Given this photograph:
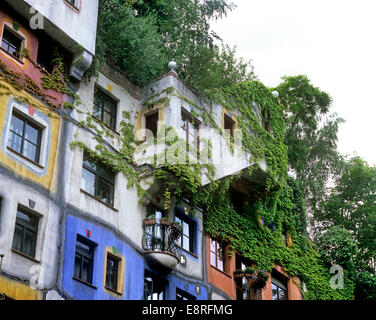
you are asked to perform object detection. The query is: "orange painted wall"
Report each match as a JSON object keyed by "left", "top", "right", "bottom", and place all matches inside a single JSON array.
[
  {"left": 261, "top": 265, "right": 302, "bottom": 300},
  {"left": 205, "top": 235, "right": 237, "bottom": 300}
]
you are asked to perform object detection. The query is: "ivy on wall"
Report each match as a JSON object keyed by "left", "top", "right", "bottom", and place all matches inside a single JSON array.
[{"left": 0, "top": 49, "right": 355, "bottom": 299}]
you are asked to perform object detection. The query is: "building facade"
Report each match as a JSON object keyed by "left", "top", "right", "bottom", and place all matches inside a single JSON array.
[{"left": 0, "top": 0, "right": 303, "bottom": 301}]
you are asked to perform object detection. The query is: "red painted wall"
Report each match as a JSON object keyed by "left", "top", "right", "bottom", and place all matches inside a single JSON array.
[{"left": 0, "top": 9, "right": 64, "bottom": 107}]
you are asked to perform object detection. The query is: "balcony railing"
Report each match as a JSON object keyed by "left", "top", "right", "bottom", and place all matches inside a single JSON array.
[{"left": 142, "top": 219, "right": 182, "bottom": 270}]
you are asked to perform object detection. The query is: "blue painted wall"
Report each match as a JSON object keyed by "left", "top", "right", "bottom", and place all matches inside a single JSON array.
[{"left": 61, "top": 213, "right": 145, "bottom": 300}]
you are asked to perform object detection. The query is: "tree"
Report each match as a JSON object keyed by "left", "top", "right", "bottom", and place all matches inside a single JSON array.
[
  {"left": 90, "top": 0, "right": 255, "bottom": 90},
  {"left": 317, "top": 157, "right": 376, "bottom": 272},
  {"left": 316, "top": 225, "right": 359, "bottom": 272},
  {"left": 274, "top": 75, "right": 344, "bottom": 236},
  {"left": 90, "top": 0, "right": 167, "bottom": 85}
]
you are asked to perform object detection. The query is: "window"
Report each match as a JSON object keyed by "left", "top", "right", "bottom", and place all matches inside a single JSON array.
[
  {"left": 174, "top": 207, "right": 195, "bottom": 253},
  {"left": 93, "top": 88, "right": 117, "bottom": 130},
  {"left": 210, "top": 238, "right": 226, "bottom": 272},
  {"left": 7, "top": 112, "right": 42, "bottom": 164},
  {"left": 271, "top": 271, "right": 288, "bottom": 300},
  {"left": 230, "top": 188, "right": 245, "bottom": 214},
  {"left": 224, "top": 114, "right": 235, "bottom": 138},
  {"left": 181, "top": 110, "right": 200, "bottom": 149},
  {"left": 81, "top": 152, "right": 115, "bottom": 206},
  {"left": 144, "top": 270, "right": 166, "bottom": 300},
  {"left": 1, "top": 26, "right": 23, "bottom": 59},
  {"left": 145, "top": 111, "right": 158, "bottom": 139},
  {"left": 271, "top": 280, "right": 288, "bottom": 300},
  {"left": 235, "top": 255, "right": 253, "bottom": 300},
  {"left": 105, "top": 253, "right": 121, "bottom": 292},
  {"left": 12, "top": 207, "right": 39, "bottom": 258},
  {"left": 176, "top": 288, "right": 196, "bottom": 300},
  {"left": 74, "top": 236, "right": 95, "bottom": 284}
]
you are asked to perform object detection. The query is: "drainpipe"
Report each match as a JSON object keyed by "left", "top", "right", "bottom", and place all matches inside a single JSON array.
[{"left": 0, "top": 253, "right": 4, "bottom": 273}]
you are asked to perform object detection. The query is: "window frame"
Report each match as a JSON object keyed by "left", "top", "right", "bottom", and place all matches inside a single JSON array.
[
  {"left": 7, "top": 111, "right": 43, "bottom": 165},
  {"left": 271, "top": 281, "right": 288, "bottom": 300},
  {"left": 174, "top": 207, "right": 196, "bottom": 254},
  {"left": 144, "top": 110, "right": 159, "bottom": 139},
  {"left": 12, "top": 206, "right": 39, "bottom": 259},
  {"left": 1, "top": 25, "right": 24, "bottom": 61},
  {"left": 81, "top": 152, "right": 115, "bottom": 207},
  {"left": 224, "top": 114, "right": 235, "bottom": 138},
  {"left": 93, "top": 87, "right": 118, "bottom": 131},
  {"left": 181, "top": 109, "right": 200, "bottom": 150},
  {"left": 105, "top": 252, "right": 121, "bottom": 293},
  {"left": 73, "top": 235, "right": 96, "bottom": 285},
  {"left": 210, "top": 238, "right": 227, "bottom": 273},
  {"left": 144, "top": 270, "right": 166, "bottom": 301}
]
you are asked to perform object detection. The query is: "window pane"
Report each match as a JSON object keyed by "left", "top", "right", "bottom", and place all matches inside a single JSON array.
[
  {"left": 25, "top": 123, "right": 39, "bottom": 145},
  {"left": 23, "top": 140, "right": 38, "bottom": 162},
  {"left": 102, "top": 110, "right": 113, "bottom": 128},
  {"left": 210, "top": 251, "right": 216, "bottom": 267},
  {"left": 23, "top": 229, "right": 36, "bottom": 257},
  {"left": 217, "top": 257, "right": 224, "bottom": 271},
  {"left": 12, "top": 224, "right": 23, "bottom": 252},
  {"left": 272, "top": 283, "right": 279, "bottom": 300},
  {"left": 74, "top": 254, "right": 81, "bottom": 278},
  {"left": 82, "top": 258, "right": 90, "bottom": 282},
  {"left": 279, "top": 288, "right": 288, "bottom": 300},
  {"left": 8, "top": 132, "right": 22, "bottom": 153},
  {"left": 106, "top": 256, "right": 119, "bottom": 290},
  {"left": 183, "top": 235, "right": 190, "bottom": 251},
  {"left": 210, "top": 239, "right": 216, "bottom": 253},
  {"left": 183, "top": 222, "right": 189, "bottom": 237},
  {"left": 10, "top": 115, "right": 24, "bottom": 135},
  {"left": 96, "top": 177, "right": 113, "bottom": 205},
  {"left": 81, "top": 167, "right": 96, "bottom": 195}
]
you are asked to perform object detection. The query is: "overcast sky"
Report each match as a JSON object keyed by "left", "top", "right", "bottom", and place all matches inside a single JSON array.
[{"left": 211, "top": 0, "right": 376, "bottom": 166}]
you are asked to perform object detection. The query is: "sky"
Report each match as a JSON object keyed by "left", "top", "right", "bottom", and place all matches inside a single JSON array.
[{"left": 211, "top": 0, "right": 376, "bottom": 166}]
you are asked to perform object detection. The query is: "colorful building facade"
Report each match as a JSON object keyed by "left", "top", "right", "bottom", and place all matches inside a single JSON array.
[{"left": 0, "top": 0, "right": 303, "bottom": 301}]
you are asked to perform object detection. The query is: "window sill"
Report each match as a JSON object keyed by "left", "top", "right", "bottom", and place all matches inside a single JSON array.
[
  {"left": 0, "top": 47, "right": 24, "bottom": 65},
  {"left": 92, "top": 116, "right": 120, "bottom": 136},
  {"left": 72, "top": 276, "right": 97, "bottom": 289},
  {"left": 64, "top": 0, "right": 80, "bottom": 12},
  {"left": 80, "top": 189, "right": 119, "bottom": 212},
  {"left": 11, "top": 249, "right": 40, "bottom": 264},
  {"left": 7, "top": 147, "right": 45, "bottom": 169},
  {"left": 104, "top": 286, "right": 123, "bottom": 296},
  {"left": 210, "top": 265, "right": 232, "bottom": 278}
]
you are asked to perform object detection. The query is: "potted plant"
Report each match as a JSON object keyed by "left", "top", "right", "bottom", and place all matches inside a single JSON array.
[
  {"left": 160, "top": 217, "right": 171, "bottom": 226},
  {"left": 244, "top": 267, "right": 255, "bottom": 278},
  {"left": 252, "top": 270, "right": 269, "bottom": 290},
  {"left": 233, "top": 269, "right": 245, "bottom": 278},
  {"left": 143, "top": 215, "right": 156, "bottom": 225}
]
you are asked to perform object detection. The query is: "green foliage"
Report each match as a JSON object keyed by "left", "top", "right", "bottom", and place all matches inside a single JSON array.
[
  {"left": 353, "top": 271, "right": 376, "bottom": 300},
  {"left": 317, "top": 156, "right": 376, "bottom": 272},
  {"left": 89, "top": 0, "right": 167, "bottom": 85},
  {"left": 275, "top": 75, "right": 344, "bottom": 224},
  {"left": 317, "top": 226, "right": 359, "bottom": 271},
  {"left": 89, "top": 0, "right": 255, "bottom": 91}
]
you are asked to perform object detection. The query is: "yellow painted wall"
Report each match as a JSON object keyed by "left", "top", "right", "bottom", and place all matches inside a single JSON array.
[
  {"left": 0, "top": 79, "right": 60, "bottom": 192},
  {"left": 0, "top": 276, "right": 42, "bottom": 300}
]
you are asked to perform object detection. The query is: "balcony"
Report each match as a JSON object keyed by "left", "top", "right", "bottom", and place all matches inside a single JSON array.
[{"left": 142, "top": 219, "right": 182, "bottom": 272}]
